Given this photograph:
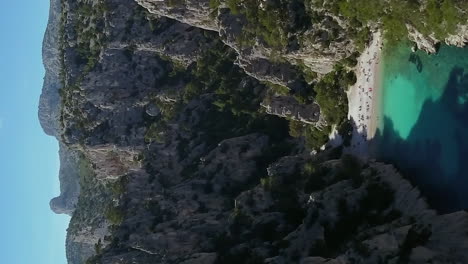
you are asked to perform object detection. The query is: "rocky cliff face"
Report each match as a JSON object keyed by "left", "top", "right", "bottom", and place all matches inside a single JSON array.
[
  {"left": 39, "top": 0, "right": 468, "bottom": 263},
  {"left": 40, "top": 0, "right": 82, "bottom": 218},
  {"left": 261, "top": 96, "right": 324, "bottom": 126},
  {"left": 39, "top": 0, "right": 62, "bottom": 137},
  {"left": 136, "top": 0, "right": 356, "bottom": 76},
  {"left": 49, "top": 143, "right": 81, "bottom": 215},
  {"left": 407, "top": 24, "right": 468, "bottom": 53}
]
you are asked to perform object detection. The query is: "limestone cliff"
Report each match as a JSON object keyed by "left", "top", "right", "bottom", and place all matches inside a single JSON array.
[
  {"left": 407, "top": 24, "right": 468, "bottom": 53},
  {"left": 136, "top": 0, "right": 356, "bottom": 76},
  {"left": 40, "top": 0, "right": 82, "bottom": 218},
  {"left": 39, "top": 0, "right": 62, "bottom": 137}
]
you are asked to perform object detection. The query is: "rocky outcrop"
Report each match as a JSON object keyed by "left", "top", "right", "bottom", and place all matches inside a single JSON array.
[
  {"left": 239, "top": 160, "right": 468, "bottom": 264},
  {"left": 407, "top": 24, "right": 439, "bottom": 54},
  {"left": 39, "top": 0, "right": 62, "bottom": 136},
  {"left": 83, "top": 145, "right": 142, "bottom": 180},
  {"left": 297, "top": 162, "right": 468, "bottom": 264},
  {"left": 445, "top": 24, "right": 468, "bottom": 48},
  {"left": 136, "top": 0, "right": 356, "bottom": 77},
  {"left": 236, "top": 57, "right": 304, "bottom": 88},
  {"left": 39, "top": 0, "right": 81, "bottom": 217},
  {"left": 408, "top": 23, "right": 468, "bottom": 53},
  {"left": 261, "top": 96, "right": 323, "bottom": 125},
  {"left": 49, "top": 144, "right": 81, "bottom": 215},
  {"left": 136, "top": 0, "right": 216, "bottom": 31}
]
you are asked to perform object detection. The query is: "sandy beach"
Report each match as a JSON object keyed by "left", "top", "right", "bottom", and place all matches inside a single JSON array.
[{"left": 346, "top": 31, "right": 383, "bottom": 158}]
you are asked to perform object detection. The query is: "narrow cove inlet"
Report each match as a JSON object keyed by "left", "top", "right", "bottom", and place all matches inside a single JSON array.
[{"left": 374, "top": 43, "right": 468, "bottom": 212}]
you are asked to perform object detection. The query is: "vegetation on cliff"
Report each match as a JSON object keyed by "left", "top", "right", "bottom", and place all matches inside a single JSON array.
[
  {"left": 58, "top": 0, "right": 110, "bottom": 140},
  {"left": 316, "top": 0, "right": 468, "bottom": 42},
  {"left": 225, "top": 0, "right": 311, "bottom": 49},
  {"left": 208, "top": 0, "right": 467, "bottom": 53},
  {"left": 67, "top": 154, "right": 125, "bottom": 264}
]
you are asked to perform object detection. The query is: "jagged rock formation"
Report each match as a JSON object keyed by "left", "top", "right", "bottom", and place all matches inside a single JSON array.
[
  {"left": 39, "top": 0, "right": 81, "bottom": 217},
  {"left": 261, "top": 96, "right": 323, "bottom": 126},
  {"left": 408, "top": 24, "right": 468, "bottom": 54},
  {"left": 39, "top": 0, "right": 468, "bottom": 263},
  {"left": 50, "top": 143, "right": 81, "bottom": 215},
  {"left": 136, "top": 0, "right": 356, "bottom": 76},
  {"left": 135, "top": 0, "right": 217, "bottom": 31},
  {"left": 39, "top": 0, "right": 62, "bottom": 137},
  {"left": 445, "top": 25, "right": 468, "bottom": 48}
]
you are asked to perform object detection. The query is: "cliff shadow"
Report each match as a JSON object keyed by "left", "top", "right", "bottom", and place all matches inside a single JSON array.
[{"left": 371, "top": 66, "right": 468, "bottom": 213}]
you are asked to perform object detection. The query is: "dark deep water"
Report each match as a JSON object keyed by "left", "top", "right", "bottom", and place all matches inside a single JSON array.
[{"left": 375, "top": 44, "right": 468, "bottom": 213}]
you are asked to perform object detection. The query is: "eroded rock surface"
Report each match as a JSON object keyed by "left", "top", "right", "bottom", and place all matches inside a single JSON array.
[
  {"left": 261, "top": 96, "right": 323, "bottom": 126},
  {"left": 408, "top": 23, "right": 468, "bottom": 54},
  {"left": 137, "top": 0, "right": 356, "bottom": 76}
]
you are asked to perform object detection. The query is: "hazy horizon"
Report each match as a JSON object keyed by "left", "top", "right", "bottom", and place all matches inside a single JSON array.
[{"left": 0, "top": 1, "right": 69, "bottom": 263}]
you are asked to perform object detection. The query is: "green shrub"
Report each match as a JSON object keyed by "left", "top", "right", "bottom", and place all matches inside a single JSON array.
[
  {"left": 313, "top": 65, "right": 351, "bottom": 125},
  {"left": 263, "top": 81, "right": 290, "bottom": 96},
  {"left": 183, "top": 40, "right": 262, "bottom": 116},
  {"left": 338, "top": 120, "right": 353, "bottom": 147},
  {"left": 167, "top": 0, "right": 185, "bottom": 7},
  {"left": 110, "top": 177, "right": 128, "bottom": 195},
  {"left": 225, "top": 0, "right": 305, "bottom": 49},
  {"left": 289, "top": 120, "right": 306, "bottom": 138},
  {"left": 105, "top": 206, "right": 125, "bottom": 225},
  {"left": 335, "top": 0, "right": 468, "bottom": 43},
  {"left": 145, "top": 122, "right": 167, "bottom": 143},
  {"left": 303, "top": 161, "right": 317, "bottom": 175},
  {"left": 260, "top": 176, "right": 279, "bottom": 192},
  {"left": 209, "top": 0, "right": 221, "bottom": 9},
  {"left": 304, "top": 125, "right": 331, "bottom": 150}
]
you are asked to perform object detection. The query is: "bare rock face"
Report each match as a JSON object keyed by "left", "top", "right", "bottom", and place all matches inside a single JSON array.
[
  {"left": 407, "top": 24, "right": 439, "bottom": 54},
  {"left": 236, "top": 57, "right": 304, "bottom": 88},
  {"left": 49, "top": 144, "right": 81, "bottom": 216},
  {"left": 50, "top": 196, "right": 74, "bottom": 215},
  {"left": 84, "top": 145, "right": 142, "bottom": 180},
  {"left": 445, "top": 24, "right": 468, "bottom": 48},
  {"left": 136, "top": 0, "right": 216, "bottom": 31},
  {"left": 408, "top": 23, "right": 468, "bottom": 53},
  {"left": 261, "top": 96, "right": 323, "bottom": 125},
  {"left": 39, "top": 0, "right": 62, "bottom": 137},
  {"left": 201, "top": 134, "right": 269, "bottom": 190},
  {"left": 301, "top": 163, "right": 468, "bottom": 264},
  {"left": 136, "top": 0, "right": 356, "bottom": 77}
]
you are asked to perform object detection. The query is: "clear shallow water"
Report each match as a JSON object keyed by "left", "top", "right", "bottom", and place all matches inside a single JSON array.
[{"left": 375, "top": 43, "right": 468, "bottom": 212}]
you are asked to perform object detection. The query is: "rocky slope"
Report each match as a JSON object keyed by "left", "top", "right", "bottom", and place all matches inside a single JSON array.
[
  {"left": 38, "top": 0, "right": 468, "bottom": 263},
  {"left": 136, "top": 0, "right": 356, "bottom": 75},
  {"left": 407, "top": 24, "right": 468, "bottom": 53}
]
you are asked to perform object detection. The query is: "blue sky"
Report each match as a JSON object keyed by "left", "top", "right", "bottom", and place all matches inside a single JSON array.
[{"left": 0, "top": 1, "right": 69, "bottom": 263}]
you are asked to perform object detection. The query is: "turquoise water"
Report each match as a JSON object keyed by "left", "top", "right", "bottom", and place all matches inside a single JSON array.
[{"left": 375, "top": 43, "right": 468, "bottom": 212}]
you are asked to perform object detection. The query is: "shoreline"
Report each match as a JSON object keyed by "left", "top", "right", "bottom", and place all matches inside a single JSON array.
[
  {"left": 369, "top": 47, "right": 384, "bottom": 139},
  {"left": 346, "top": 31, "right": 383, "bottom": 159}
]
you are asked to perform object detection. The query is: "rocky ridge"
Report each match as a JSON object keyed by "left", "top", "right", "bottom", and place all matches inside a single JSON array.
[
  {"left": 408, "top": 23, "right": 468, "bottom": 53},
  {"left": 136, "top": 0, "right": 356, "bottom": 76}
]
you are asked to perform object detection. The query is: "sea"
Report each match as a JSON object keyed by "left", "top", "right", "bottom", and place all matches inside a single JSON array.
[{"left": 374, "top": 42, "right": 468, "bottom": 212}]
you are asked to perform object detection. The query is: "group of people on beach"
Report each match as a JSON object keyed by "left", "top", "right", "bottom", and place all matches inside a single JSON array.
[
  {"left": 347, "top": 32, "right": 384, "bottom": 156},
  {"left": 353, "top": 43, "right": 383, "bottom": 141}
]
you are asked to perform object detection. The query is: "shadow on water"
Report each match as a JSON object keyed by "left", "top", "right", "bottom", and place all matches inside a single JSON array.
[
  {"left": 372, "top": 66, "right": 468, "bottom": 213},
  {"left": 408, "top": 53, "right": 423, "bottom": 73}
]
